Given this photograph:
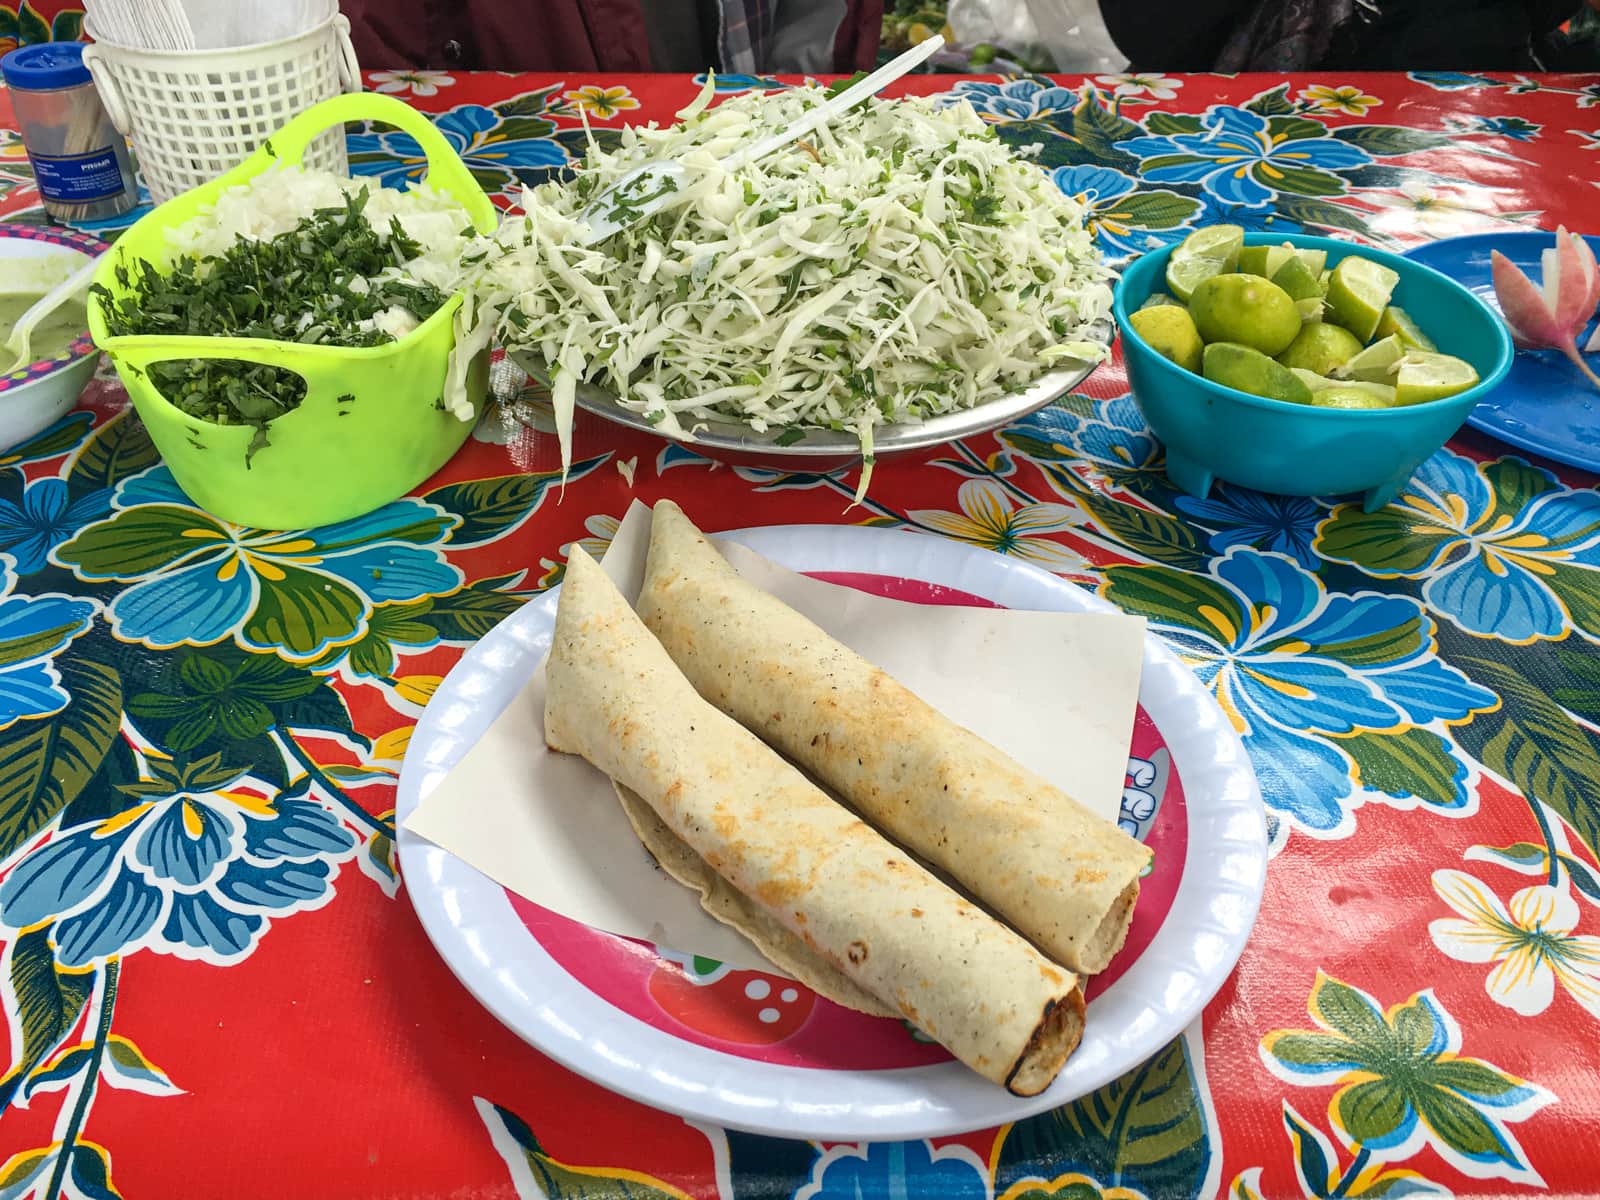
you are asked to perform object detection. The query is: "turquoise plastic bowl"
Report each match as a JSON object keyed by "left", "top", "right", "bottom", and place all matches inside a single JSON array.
[{"left": 1113, "top": 233, "right": 1514, "bottom": 512}]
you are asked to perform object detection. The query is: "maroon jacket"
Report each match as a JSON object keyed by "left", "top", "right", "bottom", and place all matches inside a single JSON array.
[{"left": 342, "top": 0, "right": 883, "bottom": 74}]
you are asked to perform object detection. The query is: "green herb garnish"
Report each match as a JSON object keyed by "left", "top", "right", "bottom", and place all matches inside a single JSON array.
[{"left": 94, "top": 191, "right": 447, "bottom": 456}]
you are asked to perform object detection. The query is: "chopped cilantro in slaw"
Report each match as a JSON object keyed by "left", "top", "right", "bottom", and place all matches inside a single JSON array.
[{"left": 455, "top": 80, "right": 1112, "bottom": 494}]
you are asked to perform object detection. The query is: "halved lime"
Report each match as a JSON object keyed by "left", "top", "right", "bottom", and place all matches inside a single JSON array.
[
  {"left": 1203, "top": 342, "right": 1315, "bottom": 404},
  {"left": 1277, "top": 322, "right": 1364, "bottom": 374},
  {"left": 1374, "top": 305, "right": 1437, "bottom": 352},
  {"left": 1334, "top": 334, "right": 1405, "bottom": 383},
  {"left": 1271, "top": 255, "right": 1324, "bottom": 302},
  {"left": 1167, "top": 224, "right": 1244, "bottom": 302},
  {"left": 1394, "top": 352, "right": 1479, "bottom": 405},
  {"left": 1128, "top": 305, "right": 1204, "bottom": 373},
  {"left": 1238, "top": 243, "right": 1295, "bottom": 279},
  {"left": 1325, "top": 256, "right": 1400, "bottom": 342},
  {"left": 1189, "top": 273, "right": 1302, "bottom": 356}
]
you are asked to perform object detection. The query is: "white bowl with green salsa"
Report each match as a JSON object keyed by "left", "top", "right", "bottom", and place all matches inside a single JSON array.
[{"left": 0, "top": 225, "right": 103, "bottom": 451}]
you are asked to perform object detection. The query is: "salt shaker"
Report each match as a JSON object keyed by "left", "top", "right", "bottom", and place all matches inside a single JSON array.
[{"left": 1, "top": 42, "right": 138, "bottom": 223}]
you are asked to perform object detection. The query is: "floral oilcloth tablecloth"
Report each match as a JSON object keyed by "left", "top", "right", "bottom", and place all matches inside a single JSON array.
[{"left": 2, "top": 62, "right": 1600, "bottom": 1200}]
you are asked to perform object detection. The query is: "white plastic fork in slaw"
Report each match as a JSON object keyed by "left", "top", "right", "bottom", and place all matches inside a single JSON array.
[{"left": 451, "top": 78, "right": 1113, "bottom": 493}]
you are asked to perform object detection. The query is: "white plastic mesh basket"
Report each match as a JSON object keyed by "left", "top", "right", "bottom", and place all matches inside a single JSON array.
[{"left": 81, "top": 8, "right": 360, "bottom": 203}]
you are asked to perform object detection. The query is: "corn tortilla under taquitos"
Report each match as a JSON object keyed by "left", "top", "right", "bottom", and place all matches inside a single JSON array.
[
  {"left": 544, "top": 546, "right": 1085, "bottom": 1095},
  {"left": 635, "top": 500, "right": 1151, "bottom": 977}
]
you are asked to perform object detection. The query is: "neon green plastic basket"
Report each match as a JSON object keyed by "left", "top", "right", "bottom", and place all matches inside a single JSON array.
[{"left": 87, "top": 93, "right": 498, "bottom": 530}]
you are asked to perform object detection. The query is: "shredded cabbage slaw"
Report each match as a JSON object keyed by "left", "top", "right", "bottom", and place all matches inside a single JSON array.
[{"left": 455, "top": 81, "right": 1112, "bottom": 489}]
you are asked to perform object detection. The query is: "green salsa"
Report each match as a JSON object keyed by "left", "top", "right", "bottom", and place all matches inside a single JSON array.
[{"left": 0, "top": 292, "right": 88, "bottom": 366}]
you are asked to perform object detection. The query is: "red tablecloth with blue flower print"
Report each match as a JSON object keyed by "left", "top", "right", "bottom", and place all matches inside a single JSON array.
[{"left": 2, "top": 66, "right": 1600, "bottom": 1200}]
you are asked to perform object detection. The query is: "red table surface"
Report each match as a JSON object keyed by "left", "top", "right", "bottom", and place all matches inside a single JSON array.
[{"left": 2, "top": 65, "right": 1599, "bottom": 1200}]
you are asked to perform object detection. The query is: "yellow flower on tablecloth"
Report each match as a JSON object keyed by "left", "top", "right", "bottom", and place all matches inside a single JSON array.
[
  {"left": 1299, "top": 84, "right": 1382, "bottom": 117},
  {"left": 1430, "top": 869, "right": 1600, "bottom": 1019},
  {"left": 565, "top": 85, "right": 640, "bottom": 120},
  {"left": 1095, "top": 73, "right": 1182, "bottom": 100},
  {"left": 908, "top": 479, "right": 1084, "bottom": 572}
]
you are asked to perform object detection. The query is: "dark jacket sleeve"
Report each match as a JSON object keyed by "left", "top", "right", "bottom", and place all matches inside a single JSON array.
[
  {"left": 342, "top": 0, "right": 880, "bottom": 72},
  {"left": 341, "top": 0, "right": 653, "bottom": 71},
  {"left": 1098, "top": 0, "right": 1255, "bottom": 70}
]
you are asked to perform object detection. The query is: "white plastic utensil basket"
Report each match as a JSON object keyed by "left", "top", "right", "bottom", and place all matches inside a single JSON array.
[{"left": 81, "top": 8, "right": 360, "bottom": 203}]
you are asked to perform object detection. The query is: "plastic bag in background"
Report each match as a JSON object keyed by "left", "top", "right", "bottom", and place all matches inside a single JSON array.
[{"left": 948, "top": 0, "right": 1128, "bottom": 72}]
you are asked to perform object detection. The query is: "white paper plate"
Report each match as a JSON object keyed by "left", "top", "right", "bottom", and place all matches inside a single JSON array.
[{"left": 395, "top": 525, "right": 1267, "bottom": 1140}]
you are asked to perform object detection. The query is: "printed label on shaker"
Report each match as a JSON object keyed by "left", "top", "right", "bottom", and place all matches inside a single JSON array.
[{"left": 29, "top": 147, "right": 126, "bottom": 203}]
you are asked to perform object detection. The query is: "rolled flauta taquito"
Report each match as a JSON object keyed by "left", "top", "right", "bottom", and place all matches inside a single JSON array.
[
  {"left": 544, "top": 546, "right": 1085, "bottom": 1095},
  {"left": 635, "top": 500, "right": 1151, "bottom": 976}
]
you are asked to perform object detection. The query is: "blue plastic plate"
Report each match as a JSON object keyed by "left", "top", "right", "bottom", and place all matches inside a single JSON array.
[{"left": 1403, "top": 231, "right": 1600, "bottom": 474}]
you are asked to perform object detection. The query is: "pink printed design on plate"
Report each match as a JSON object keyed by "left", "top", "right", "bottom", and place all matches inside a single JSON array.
[{"left": 504, "top": 573, "right": 1188, "bottom": 1068}]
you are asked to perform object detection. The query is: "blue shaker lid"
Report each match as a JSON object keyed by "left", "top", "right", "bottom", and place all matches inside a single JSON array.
[{"left": 1, "top": 41, "right": 92, "bottom": 90}]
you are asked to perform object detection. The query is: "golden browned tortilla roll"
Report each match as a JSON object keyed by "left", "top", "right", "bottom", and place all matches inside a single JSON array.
[
  {"left": 545, "top": 547, "right": 1084, "bottom": 1095},
  {"left": 636, "top": 500, "right": 1151, "bottom": 976},
  {"left": 610, "top": 782, "right": 894, "bottom": 1018}
]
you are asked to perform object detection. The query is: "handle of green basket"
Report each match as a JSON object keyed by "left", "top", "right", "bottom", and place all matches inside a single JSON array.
[
  {"left": 101, "top": 316, "right": 455, "bottom": 384},
  {"left": 247, "top": 93, "right": 496, "bottom": 233}
]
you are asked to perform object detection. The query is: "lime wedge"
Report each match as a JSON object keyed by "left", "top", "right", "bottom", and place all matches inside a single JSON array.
[
  {"left": 1203, "top": 342, "right": 1315, "bottom": 404},
  {"left": 1140, "top": 292, "right": 1182, "bottom": 310},
  {"left": 1394, "top": 352, "right": 1479, "bottom": 405},
  {"left": 1334, "top": 334, "right": 1405, "bottom": 383},
  {"left": 1296, "top": 248, "right": 1328, "bottom": 276},
  {"left": 1238, "top": 243, "right": 1295, "bottom": 279},
  {"left": 1313, "top": 385, "right": 1396, "bottom": 410},
  {"left": 1277, "top": 322, "right": 1364, "bottom": 374},
  {"left": 1325, "top": 256, "right": 1400, "bottom": 342},
  {"left": 1296, "top": 297, "right": 1327, "bottom": 323},
  {"left": 1128, "top": 305, "right": 1204, "bottom": 373},
  {"left": 1374, "top": 306, "right": 1437, "bottom": 352},
  {"left": 1288, "top": 367, "right": 1335, "bottom": 391},
  {"left": 1271, "top": 255, "right": 1324, "bottom": 302},
  {"left": 1189, "top": 273, "right": 1301, "bottom": 356},
  {"left": 1167, "top": 225, "right": 1243, "bottom": 302}
]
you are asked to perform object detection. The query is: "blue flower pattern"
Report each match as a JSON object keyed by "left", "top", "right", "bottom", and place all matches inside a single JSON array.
[
  {"left": 941, "top": 78, "right": 1080, "bottom": 122},
  {"left": 1051, "top": 164, "right": 1200, "bottom": 260},
  {"left": 796, "top": 1141, "right": 990, "bottom": 1200},
  {"left": 0, "top": 759, "right": 357, "bottom": 967},
  {"left": 0, "top": 476, "right": 110, "bottom": 574},
  {"left": 1111, "top": 549, "right": 1498, "bottom": 834},
  {"left": 52, "top": 466, "right": 462, "bottom": 662},
  {"left": 348, "top": 104, "right": 569, "bottom": 195},
  {"left": 1002, "top": 394, "right": 1163, "bottom": 474},
  {"left": 1120, "top": 105, "right": 1372, "bottom": 208},
  {"left": 1176, "top": 486, "right": 1327, "bottom": 569},
  {"left": 0, "top": 554, "right": 96, "bottom": 731},
  {"left": 1315, "top": 450, "right": 1600, "bottom": 644}
]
